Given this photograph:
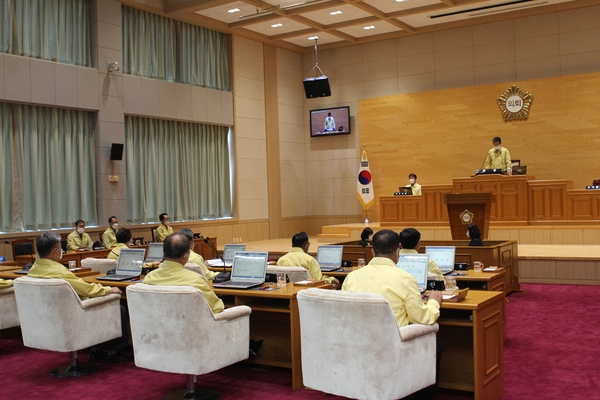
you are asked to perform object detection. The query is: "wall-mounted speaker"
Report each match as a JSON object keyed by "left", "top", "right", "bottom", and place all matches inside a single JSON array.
[
  {"left": 303, "top": 76, "right": 331, "bottom": 99},
  {"left": 110, "top": 143, "right": 124, "bottom": 160}
]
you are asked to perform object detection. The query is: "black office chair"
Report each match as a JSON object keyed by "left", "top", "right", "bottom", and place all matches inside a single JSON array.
[{"left": 11, "top": 239, "right": 35, "bottom": 260}]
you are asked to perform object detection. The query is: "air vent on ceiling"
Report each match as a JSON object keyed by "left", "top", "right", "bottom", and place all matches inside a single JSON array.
[{"left": 431, "top": 0, "right": 546, "bottom": 19}]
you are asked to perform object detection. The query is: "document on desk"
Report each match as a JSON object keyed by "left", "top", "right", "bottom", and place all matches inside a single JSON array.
[{"left": 206, "top": 259, "right": 232, "bottom": 267}]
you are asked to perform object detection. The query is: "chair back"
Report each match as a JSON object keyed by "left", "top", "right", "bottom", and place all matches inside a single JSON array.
[
  {"left": 297, "top": 288, "right": 437, "bottom": 400},
  {"left": 0, "top": 287, "right": 19, "bottom": 329},
  {"left": 80, "top": 257, "right": 117, "bottom": 274},
  {"left": 185, "top": 263, "right": 207, "bottom": 278},
  {"left": 13, "top": 276, "right": 121, "bottom": 352},
  {"left": 126, "top": 283, "right": 250, "bottom": 376},
  {"left": 266, "top": 266, "right": 311, "bottom": 282}
]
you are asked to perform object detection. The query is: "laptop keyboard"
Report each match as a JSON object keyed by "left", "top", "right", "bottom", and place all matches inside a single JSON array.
[{"left": 224, "top": 281, "right": 254, "bottom": 286}]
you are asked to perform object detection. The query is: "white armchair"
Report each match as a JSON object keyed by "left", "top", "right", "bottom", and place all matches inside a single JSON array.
[
  {"left": 80, "top": 257, "right": 118, "bottom": 275},
  {"left": 0, "top": 286, "right": 19, "bottom": 330},
  {"left": 267, "top": 265, "right": 311, "bottom": 282},
  {"left": 297, "top": 288, "right": 438, "bottom": 400},
  {"left": 126, "top": 283, "right": 251, "bottom": 399},
  {"left": 13, "top": 276, "right": 122, "bottom": 377}
]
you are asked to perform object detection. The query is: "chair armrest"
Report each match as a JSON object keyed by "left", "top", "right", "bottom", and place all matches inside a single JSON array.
[
  {"left": 399, "top": 323, "right": 439, "bottom": 342},
  {"left": 0, "top": 287, "right": 15, "bottom": 296},
  {"left": 213, "top": 305, "right": 252, "bottom": 321},
  {"left": 80, "top": 293, "right": 121, "bottom": 309}
]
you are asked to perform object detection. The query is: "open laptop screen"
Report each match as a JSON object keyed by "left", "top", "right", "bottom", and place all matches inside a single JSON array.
[
  {"left": 117, "top": 249, "right": 146, "bottom": 274},
  {"left": 317, "top": 245, "right": 343, "bottom": 266},
  {"left": 223, "top": 244, "right": 246, "bottom": 263},
  {"left": 145, "top": 243, "right": 163, "bottom": 260},
  {"left": 231, "top": 251, "right": 268, "bottom": 280},
  {"left": 396, "top": 254, "right": 429, "bottom": 291},
  {"left": 425, "top": 246, "right": 455, "bottom": 273}
]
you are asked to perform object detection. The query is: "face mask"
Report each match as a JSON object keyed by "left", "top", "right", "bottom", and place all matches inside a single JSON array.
[
  {"left": 57, "top": 248, "right": 63, "bottom": 260},
  {"left": 164, "top": 221, "right": 170, "bottom": 226},
  {"left": 466, "top": 231, "right": 470, "bottom": 238},
  {"left": 494, "top": 145, "right": 501, "bottom": 151},
  {"left": 409, "top": 179, "right": 415, "bottom": 185},
  {"left": 112, "top": 223, "right": 118, "bottom": 230},
  {"left": 77, "top": 227, "right": 85, "bottom": 234}
]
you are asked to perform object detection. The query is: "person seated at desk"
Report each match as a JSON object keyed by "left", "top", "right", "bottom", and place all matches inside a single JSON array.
[
  {"left": 155, "top": 213, "right": 173, "bottom": 243},
  {"left": 102, "top": 216, "right": 119, "bottom": 248},
  {"left": 342, "top": 230, "right": 442, "bottom": 400},
  {"left": 178, "top": 228, "right": 217, "bottom": 280},
  {"left": 466, "top": 223, "right": 484, "bottom": 246},
  {"left": 405, "top": 173, "right": 422, "bottom": 196},
  {"left": 143, "top": 233, "right": 224, "bottom": 314},
  {"left": 107, "top": 228, "right": 132, "bottom": 260},
  {"left": 67, "top": 220, "right": 93, "bottom": 251},
  {"left": 276, "top": 232, "right": 340, "bottom": 289},
  {"left": 484, "top": 136, "right": 512, "bottom": 175},
  {"left": 358, "top": 227, "right": 373, "bottom": 247},
  {"left": 0, "top": 278, "right": 13, "bottom": 288},
  {"left": 28, "top": 232, "right": 130, "bottom": 362},
  {"left": 400, "top": 228, "right": 445, "bottom": 283}
]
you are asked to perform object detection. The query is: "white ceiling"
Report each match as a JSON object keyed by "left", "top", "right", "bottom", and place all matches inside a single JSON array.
[{"left": 128, "top": 0, "right": 591, "bottom": 52}]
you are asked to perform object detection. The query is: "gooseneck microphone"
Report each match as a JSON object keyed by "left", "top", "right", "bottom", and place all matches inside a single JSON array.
[{"left": 203, "top": 237, "right": 230, "bottom": 283}]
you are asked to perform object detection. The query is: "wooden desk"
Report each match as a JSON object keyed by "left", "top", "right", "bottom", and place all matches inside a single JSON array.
[
  {"left": 454, "top": 269, "right": 506, "bottom": 292},
  {"left": 0, "top": 265, "right": 21, "bottom": 272},
  {"left": 438, "top": 290, "right": 504, "bottom": 400},
  {"left": 15, "top": 248, "right": 111, "bottom": 268},
  {"left": 0, "top": 268, "right": 100, "bottom": 279}
]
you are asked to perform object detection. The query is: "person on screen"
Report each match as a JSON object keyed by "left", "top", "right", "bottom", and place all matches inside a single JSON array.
[
  {"left": 28, "top": 231, "right": 130, "bottom": 362},
  {"left": 342, "top": 230, "right": 442, "bottom": 399},
  {"left": 324, "top": 112, "right": 336, "bottom": 132},
  {"left": 276, "top": 232, "right": 340, "bottom": 288},
  {"left": 155, "top": 213, "right": 173, "bottom": 242},
  {"left": 144, "top": 233, "right": 224, "bottom": 314},
  {"left": 102, "top": 216, "right": 119, "bottom": 248},
  {"left": 178, "top": 228, "right": 217, "bottom": 280},
  {"left": 466, "top": 223, "right": 484, "bottom": 246},
  {"left": 484, "top": 136, "right": 512, "bottom": 174},
  {"left": 67, "top": 220, "right": 93, "bottom": 251},
  {"left": 405, "top": 173, "right": 422, "bottom": 195},
  {"left": 399, "top": 228, "right": 445, "bottom": 282},
  {"left": 358, "top": 227, "right": 373, "bottom": 247}
]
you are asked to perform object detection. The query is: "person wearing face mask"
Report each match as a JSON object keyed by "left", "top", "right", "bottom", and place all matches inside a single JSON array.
[
  {"left": 405, "top": 173, "right": 422, "bottom": 196},
  {"left": 102, "top": 216, "right": 119, "bottom": 248},
  {"left": 155, "top": 213, "right": 173, "bottom": 242},
  {"left": 28, "top": 231, "right": 131, "bottom": 363},
  {"left": 483, "top": 136, "right": 512, "bottom": 175},
  {"left": 67, "top": 219, "right": 93, "bottom": 251}
]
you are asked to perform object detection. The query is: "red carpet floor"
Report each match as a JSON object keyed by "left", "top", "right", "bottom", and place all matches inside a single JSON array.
[{"left": 0, "top": 283, "right": 598, "bottom": 399}]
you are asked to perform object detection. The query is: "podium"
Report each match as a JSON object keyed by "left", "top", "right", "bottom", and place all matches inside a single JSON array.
[{"left": 443, "top": 193, "right": 494, "bottom": 240}]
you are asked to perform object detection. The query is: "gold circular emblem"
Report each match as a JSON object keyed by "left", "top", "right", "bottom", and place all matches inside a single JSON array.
[
  {"left": 497, "top": 85, "right": 533, "bottom": 121},
  {"left": 459, "top": 209, "right": 474, "bottom": 225}
]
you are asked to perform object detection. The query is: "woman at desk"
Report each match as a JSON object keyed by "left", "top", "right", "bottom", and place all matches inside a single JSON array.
[
  {"left": 466, "top": 223, "right": 483, "bottom": 246},
  {"left": 358, "top": 227, "right": 373, "bottom": 247}
]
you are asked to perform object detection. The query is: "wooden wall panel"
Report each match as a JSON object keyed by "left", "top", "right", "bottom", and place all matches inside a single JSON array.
[{"left": 360, "top": 72, "right": 600, "bottom": 222}]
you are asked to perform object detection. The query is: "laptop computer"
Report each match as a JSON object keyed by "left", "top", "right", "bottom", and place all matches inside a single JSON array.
[
  {"left": 397, "top": 254, "right": 429, "bottom": 293},
  {"left": 317, "top": 245, "right": 344, "bottom": 272},
  {"left": 206, "top": 244, "right": 246, "bottom": 267},
  {"left": 213, "top": 251, "right": 268, "bottom": 289},
  {"left": 143, "top": 243, "right": 164, "bottom": 263},
  {"left": 97, "top": 248, "right": 146, "bottom": 281},
  {"left": 425, "top": 246, "right": 456, "bottom": 275}
]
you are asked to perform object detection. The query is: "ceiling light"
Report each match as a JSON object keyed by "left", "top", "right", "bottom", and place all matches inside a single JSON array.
[
  {"left": 395, "top": 0, "right": 406, "bottom": 2},
  {"left": 364, "top": 25, "right": 375, "bottom": 30},
  {"left": 227, "top": 8, "right": 240, "bottom": 13},
  {"left": 330, "top": 10, "right": 342, "bottom": 15},
  {"left": 308, "top": 36, "right": 319, "bottom": 40},
  {"left": 271, "top": 23, "right": 283, "bottom": 27}
]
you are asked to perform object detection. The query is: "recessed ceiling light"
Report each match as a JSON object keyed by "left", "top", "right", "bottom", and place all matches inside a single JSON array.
[
  {"left": 395, "top": 0, "right": 406, "bottom": 2},
  {"left": 271, "top": 23, "right": 283, "bottom": 28},
  {"left": 363, "top": 25, "right": 375, "bottom": 30},
  {"left": 308, "top": 36, "right": 319, "bottom": 40},
  {"left": 227, "top": 8, "right": 240, "bottom": 13},
  {"left": 330, "top": 11, "right": 342, "bottom": 15}
]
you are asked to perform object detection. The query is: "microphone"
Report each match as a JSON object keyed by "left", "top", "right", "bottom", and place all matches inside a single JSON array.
[{"left": 203, "top": 237, "right": 230, "bottom": 283}]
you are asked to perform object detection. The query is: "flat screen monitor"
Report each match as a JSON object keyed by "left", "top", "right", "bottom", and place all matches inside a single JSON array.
[
  {"left": 396, "top": 254, "right": 429, "bottom": 292},
  {"left": 310, "top": 106, "right": 350, "bottom": 137},
  {"left": 425, "top": 246, "right": 455, "bottom": 274}
]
